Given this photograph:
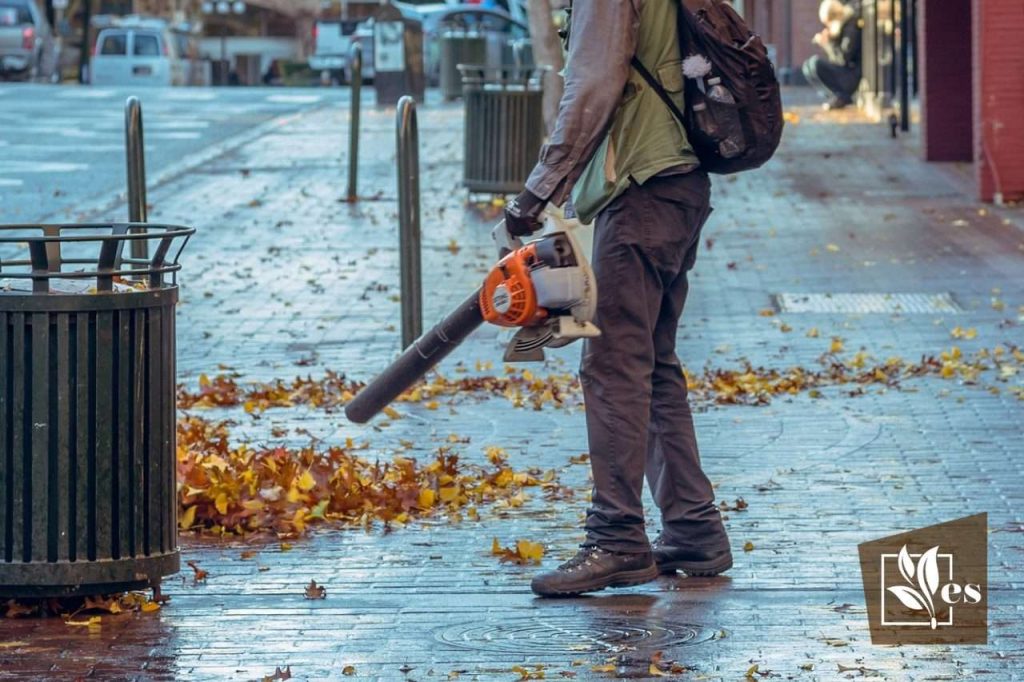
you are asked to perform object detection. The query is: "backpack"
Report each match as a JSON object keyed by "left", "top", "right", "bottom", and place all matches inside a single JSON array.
[{"left": 631, "top": 0, "right": 784, "bottom": 174}]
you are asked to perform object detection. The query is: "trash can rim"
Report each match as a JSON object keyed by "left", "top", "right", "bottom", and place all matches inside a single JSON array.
[{"left": 0, "top": 222, "right": 195, "bottom": 243}]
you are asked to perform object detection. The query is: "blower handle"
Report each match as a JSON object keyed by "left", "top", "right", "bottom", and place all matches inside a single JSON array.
[{"left": 345, "top": 289, "right": 485, "bottom": 424}]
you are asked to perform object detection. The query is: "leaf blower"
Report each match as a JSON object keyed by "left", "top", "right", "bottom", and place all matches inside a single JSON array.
[{"left": 344, "top": 212, "right": 599, "bottom": 424}]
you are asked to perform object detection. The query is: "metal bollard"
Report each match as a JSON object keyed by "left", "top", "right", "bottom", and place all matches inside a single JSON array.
[
  {"left": 396, "top": 96, "right": 423, "bottom": 348},
  {"left": 347, "top": 43, "right": 363, "bottom": 203},
  {"left": 125, "top": 96, "right": 148, "bottom": 260}
]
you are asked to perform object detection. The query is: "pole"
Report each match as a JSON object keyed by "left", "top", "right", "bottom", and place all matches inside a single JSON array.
[
  {"left": 898, "top": 0, "right": 910, "bottom": 132},
  {"left": 125, "top": 96, "right": 149, "bottom": 261},
  {"left": 396, "top": 96, "right": 422, "bottom": 349},
  {"left": 78, "top": 0, "right": 91, "bottom": 84},
  {"left": 346, "top": 42, "right": 362, "bottom": 203}
]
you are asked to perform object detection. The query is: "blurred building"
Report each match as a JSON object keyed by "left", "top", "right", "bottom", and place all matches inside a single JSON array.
[{"left": 748, "top": 0, "right": 1023, "bottom": 202}]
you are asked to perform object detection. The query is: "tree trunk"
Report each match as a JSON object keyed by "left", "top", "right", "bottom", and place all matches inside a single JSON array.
[{"left": 526, "top": 0, "right": 565, "bottom": 135}]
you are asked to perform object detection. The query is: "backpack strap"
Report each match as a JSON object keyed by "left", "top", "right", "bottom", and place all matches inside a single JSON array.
[
  {"left": 630, "top": 55, "right": 688, "bottom": 129},
  {"left": 630, "top": 0, "right": 692, "bottom": 129}
]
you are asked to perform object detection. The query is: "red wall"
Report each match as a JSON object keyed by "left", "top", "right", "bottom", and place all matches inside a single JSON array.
[
  {"left": 974, "top": 0, "right": 1024, "bottom": 202},
  {"left": 918, "top": 0, "right": 972, "bottom": 162}
]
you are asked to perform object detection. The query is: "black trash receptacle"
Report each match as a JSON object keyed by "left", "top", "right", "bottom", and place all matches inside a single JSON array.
[
  {"left": 459, "top": 65, "right": 547, "bottom": 195},
  {"left": 440, "top": 31, "right": 487, "bottom": 100},
  {"left": 0, "top": 223, "right": 193, "bottom": 598}
]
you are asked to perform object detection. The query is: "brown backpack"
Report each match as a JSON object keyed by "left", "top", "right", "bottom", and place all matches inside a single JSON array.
[{"left": 632, "top": 0, "right": 784, "bottom": 174}]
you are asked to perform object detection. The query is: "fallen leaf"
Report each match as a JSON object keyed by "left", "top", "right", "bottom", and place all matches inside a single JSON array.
[
  {"left": 187, "top": 560, "right": 208, "bottom": 582},
  {"left": 304, "top": 580, "right": 327, "bottom": 600}
]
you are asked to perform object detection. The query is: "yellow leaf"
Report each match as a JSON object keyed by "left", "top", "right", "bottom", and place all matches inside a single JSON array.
[
  {"left": 342, "top": 665, "right": 357, "bottom": 676},
  {"left": 425, "top": 401, "right": 440, "bottom": 410},
  {"left": 830, "top": 337, "right": 844, "bottom": 354},
  {"left": 439, "top": 486, "right": 459, "bottom": 503},
  {"left": 516, "top": 539, "right": 545, "bottom": 563},
  {"left": 214, "top": 493, "right": 229, "bottom": 516},
  {"left": 418, "top": 488, "right": 436, "bottom": 508},
  {"left": 494, "top": 469, "right": 514, "bottom": 488},
  {"left": 743, "top": 541, "right": 755, "bottom": 552},
  {"left": 591, "top": 664, "right": 616, "bottom": 673},
  {"left": 297, "top": 469, "right": 316, "bottom": 492},
  {"left": 491, "top": 537, "right": 502, "bottom": 555},
  {"left": 382, "top": 406, "right": 401, "bottom": 419},
  {"left": 826, "top": 243, "right": 840, "bottom": 252},
  {"left": 141, "top": 601, "right": 161, "bottom": 613},
  {"left": 179, "top": 505, "right": 196, "bottom": 530},
  {"left": 66, "top": 616, "right": 101, "bottom": 627},
  {"left": 806, "top": 327, "right": 820, "bottom": 338},
  {"left": 198, "top": 373, "right": 210, "bottom": 388}
]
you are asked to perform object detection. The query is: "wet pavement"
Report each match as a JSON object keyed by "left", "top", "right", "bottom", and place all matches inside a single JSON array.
[{"left": 2, "top": 86, "right": 1024, "bottom": 680}]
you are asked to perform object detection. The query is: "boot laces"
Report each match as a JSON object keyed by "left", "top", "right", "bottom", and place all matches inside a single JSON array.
[{"left": 559, "top": 544, "right": 604, "bottom": 572}]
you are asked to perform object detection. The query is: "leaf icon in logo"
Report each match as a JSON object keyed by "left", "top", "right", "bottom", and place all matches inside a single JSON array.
[
  {"left": 897, "top": 545, "right": 915, "bottom": 583},
  {"left": 915, "top": 546, "right": 941, "bottom": 628},
  {"left": 887, "top": 585, "right": 928, "bottom": 611}
]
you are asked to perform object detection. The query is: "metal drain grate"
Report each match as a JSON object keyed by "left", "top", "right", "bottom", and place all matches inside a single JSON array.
[
  {"left": 774, "top": 292, "right": 962, "bottom": 314},
  {"left": 436, "top": 615, "right": 720, "bottom": 654}
]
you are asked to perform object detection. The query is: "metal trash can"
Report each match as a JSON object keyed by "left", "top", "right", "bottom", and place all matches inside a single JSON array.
[
  {"left": 0, "top": 223, "right": 193, "bottom": 597},
  {"left": 440, "top": 31, "right": 487, "bottom": 100},
  {"left": 502, "top": 39, "right": 534, "bottom": 68},
  {"left": 459, "top": 65, "right": 547, "bottom": 195}
]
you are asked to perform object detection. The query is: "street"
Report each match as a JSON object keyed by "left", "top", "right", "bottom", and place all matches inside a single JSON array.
[
  {"left": 0, "top": 85, "right": 342, "bottom": 223},
  {"left": 0, "top": 80, "right": 1023, "bottom": 680}
]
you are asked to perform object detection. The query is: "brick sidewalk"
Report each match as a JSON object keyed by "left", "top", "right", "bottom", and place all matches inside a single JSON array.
[{"left": 3, "top": 90, "right": 1023, "bottom": 680}]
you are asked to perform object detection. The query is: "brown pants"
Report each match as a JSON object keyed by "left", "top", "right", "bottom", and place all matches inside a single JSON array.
[{"left": 580, "top": 170, "right": 728, "bottom": 554}]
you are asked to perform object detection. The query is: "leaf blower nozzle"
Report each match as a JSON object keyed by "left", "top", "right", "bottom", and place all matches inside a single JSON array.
[{"left": 344, "top": 291, "right": 484, "bottom": 424}]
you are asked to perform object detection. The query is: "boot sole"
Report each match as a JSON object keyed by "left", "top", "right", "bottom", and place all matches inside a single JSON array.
[
  {"left": 657, "top": 553, "right": 733, "bottom": 577},
  {"left": 532, "top": 564, "right": 660, "bottom": 598}
]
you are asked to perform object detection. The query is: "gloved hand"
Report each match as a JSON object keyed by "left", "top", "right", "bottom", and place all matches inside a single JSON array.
[{"left": 504, "top": 189, "right": 546, "bottom": 237}]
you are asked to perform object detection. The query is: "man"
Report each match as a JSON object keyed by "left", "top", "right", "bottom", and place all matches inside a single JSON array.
[
  {"left": 803, "top": 0, "right": 862, "bottom": 110},
  {"left": 503, "top": 0, "right": 731, "bottom": 598}
]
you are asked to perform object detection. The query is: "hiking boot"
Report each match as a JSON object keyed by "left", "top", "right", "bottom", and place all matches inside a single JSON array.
[
  {"left": 530, "top": 544, "right": 659, "bottom": 597},
  {"left": 652, "top": 535, "right": 733, "bottom": 577}
]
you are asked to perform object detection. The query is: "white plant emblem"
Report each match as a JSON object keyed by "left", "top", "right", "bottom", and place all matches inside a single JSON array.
[{"left": 887, "top": 545, "right": 942, "bottom": 629}]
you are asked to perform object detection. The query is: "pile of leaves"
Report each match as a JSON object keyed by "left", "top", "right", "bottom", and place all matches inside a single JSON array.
[
  {"left": 688, "top": 344, "right": 1024, "bottom": 405},
  {"left": 176, "top": 368, "right": 581, "bottom": 414},
  {"left": 1, "top": 592, "right": 161, "bottom": 621},
  {"left": 177, "top": 345, "right": 1023, "bottom": 417},
  {"left": 177, "top": 416, "right": 562, "bottom": 537}
]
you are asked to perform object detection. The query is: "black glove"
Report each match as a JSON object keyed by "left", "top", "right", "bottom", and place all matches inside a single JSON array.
[{"left": 504, "top": 189, "right": 546, "bottom": 237}]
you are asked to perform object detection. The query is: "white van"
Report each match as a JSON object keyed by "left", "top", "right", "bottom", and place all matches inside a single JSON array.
[{"left": 91, "top": 23, "right": 184, "bottom": 87}]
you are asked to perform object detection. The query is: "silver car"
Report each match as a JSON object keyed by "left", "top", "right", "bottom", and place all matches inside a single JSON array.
[{"left": 0, "top": 0, "right": 58, "bottom": 82}]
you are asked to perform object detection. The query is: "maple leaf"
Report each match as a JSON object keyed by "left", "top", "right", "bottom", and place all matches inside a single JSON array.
[
  {"left": 492, "top": 538, "right": 544, "bottom": 565},
  {"left": 304, "top": 580, "right": 327, "bottom": 600}
]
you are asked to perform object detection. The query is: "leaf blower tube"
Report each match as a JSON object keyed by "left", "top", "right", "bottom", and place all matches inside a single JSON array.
[{"left": 344, "top": 290, "right": 484, "bottom": 424}]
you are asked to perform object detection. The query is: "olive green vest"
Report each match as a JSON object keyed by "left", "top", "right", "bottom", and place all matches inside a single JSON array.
[{"left": 571, "top": 0, "right": 698, "bottom": 224}]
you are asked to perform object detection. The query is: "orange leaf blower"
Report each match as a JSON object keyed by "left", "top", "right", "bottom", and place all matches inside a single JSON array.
[{"left": 345, "top": 218, "right": 599, "bottom": 424}]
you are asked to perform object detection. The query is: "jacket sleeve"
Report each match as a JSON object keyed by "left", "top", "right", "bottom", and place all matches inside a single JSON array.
[
  {"left": 524, "top": 0, "right": 641, "bottom": 205},
  {"left": 826, "top": 17, "right": 861, "bottom": 68}
]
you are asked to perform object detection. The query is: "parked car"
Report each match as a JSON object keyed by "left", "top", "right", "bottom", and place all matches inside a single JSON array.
[
  {"left": 0, "top": 0, "right": 58, "bottom": 82},
  {"left": 90, "top": 18, "right": 185, "bottom": 87}
]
